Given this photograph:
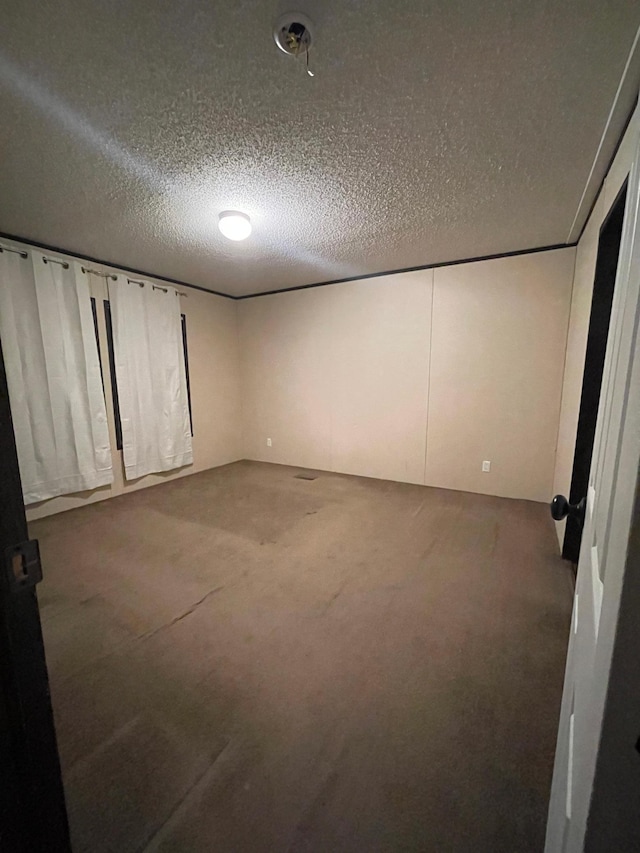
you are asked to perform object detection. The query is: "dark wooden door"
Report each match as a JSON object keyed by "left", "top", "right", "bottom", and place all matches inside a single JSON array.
[{"left": 0, "top": 341, "right": 70, "bottom": 851}]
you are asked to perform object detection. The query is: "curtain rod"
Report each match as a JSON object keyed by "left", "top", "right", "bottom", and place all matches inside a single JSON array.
[
  {"left": 42, "top": 256, "right": 69, "bottom": 269},
  {"left": 0, "top": 244, "right": 28, "bottom": 259},
  {"left": 82, "top": 266, "right": 117, "bottom": 281},
  {"left": 1, "top": 242, "right": 187, "bottom": 296},
  {"left": 152, "top": 283, "right": 188, "bottom": 297},
  {"left": 126, "top": 277, "right": 187, "bottom": 297}
]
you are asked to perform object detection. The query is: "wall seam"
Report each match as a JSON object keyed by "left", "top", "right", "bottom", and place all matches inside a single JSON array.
[
  {"left": 422, "top": 269, "right": 435, "bottom": 486},
  {"left": 235, "top": 299, "right": 245, "bottom": 462},
  {"left": 328, "top": 292, "right": 335, "bottom": 473}
]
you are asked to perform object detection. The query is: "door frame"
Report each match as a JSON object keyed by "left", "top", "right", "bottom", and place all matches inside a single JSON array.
[
  {"left": 563, "top": 180, "right": 628, "bottom": 564},
  {"left": 0, "top": 341, "right": 70, "bottom": 850}
]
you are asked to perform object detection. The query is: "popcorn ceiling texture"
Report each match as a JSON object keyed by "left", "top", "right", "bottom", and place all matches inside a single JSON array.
[{"left": 0, "top": 0, "right": 639, "bottom": 297}]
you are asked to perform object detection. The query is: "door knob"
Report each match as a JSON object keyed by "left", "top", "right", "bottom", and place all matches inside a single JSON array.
[{"left": 550, "top": 494, "right": 586, "bottom": 526}]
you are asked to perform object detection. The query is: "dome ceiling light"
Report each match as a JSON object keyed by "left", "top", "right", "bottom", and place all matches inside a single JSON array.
[{"left": 218, "top": 211, "right": 252, "bottom": 241}]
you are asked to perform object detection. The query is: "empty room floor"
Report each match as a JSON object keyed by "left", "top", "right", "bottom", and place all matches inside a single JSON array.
[{"left": 31, "top": 460, "right": 573, "bottom": 852}]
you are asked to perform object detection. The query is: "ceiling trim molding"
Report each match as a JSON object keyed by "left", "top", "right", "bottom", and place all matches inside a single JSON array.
[
  {"left": 1, "top": 232, "right": 577, "bottom": 300},
  {"left": 573, "top": 94, "right": 639, "bottom": 247},
  {"left": 0, "top": 231, "right": 235, "bottom": 300},
  {"left": 0, "top": 232, "right": 580, "bottom": 302},
  {"left": 237, "top": 242, "right": 576, "bottom": 300},
  {"left": 567, "top": 24, "right": 640, "bottom": 243}
]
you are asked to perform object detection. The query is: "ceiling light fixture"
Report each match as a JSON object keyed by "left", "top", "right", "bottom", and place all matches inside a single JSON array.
[
  {"left": 273, "top": 12, "right": 315, "bottom": 77},
  {"left": 218, "top": 211, "right": 252, "bottom": 241}
]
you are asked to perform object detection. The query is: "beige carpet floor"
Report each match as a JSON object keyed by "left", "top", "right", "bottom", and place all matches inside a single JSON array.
[{"left": 30, "top": 460, "right": 573, "bottom": 853}]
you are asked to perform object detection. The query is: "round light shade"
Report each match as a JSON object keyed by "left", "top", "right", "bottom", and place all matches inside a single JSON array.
[{"left": 218, "top": 211, "right": 252, "bottom": 241}]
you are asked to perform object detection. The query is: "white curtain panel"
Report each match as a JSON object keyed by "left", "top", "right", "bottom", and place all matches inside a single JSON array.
[
  {"left": 108, "top": 277, "right": 192, "bottom": 480},
  {"left": 0, "top": 249, "right": 113, "bottom": 503}
]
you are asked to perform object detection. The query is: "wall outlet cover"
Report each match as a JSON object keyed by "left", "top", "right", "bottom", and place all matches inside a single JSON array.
[
  {"left": 267, "top": 438, "right": 272, "bottom": 447},
  {"left": 482, "top": 460, "right": 491, "bottom": 472}
]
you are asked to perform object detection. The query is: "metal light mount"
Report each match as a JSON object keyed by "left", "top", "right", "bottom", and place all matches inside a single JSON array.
[{"left": 273, "top": 12, "right": 315, "bottom": 75}]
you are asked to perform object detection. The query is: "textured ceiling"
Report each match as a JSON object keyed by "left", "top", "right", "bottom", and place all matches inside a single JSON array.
[{"left": 1, "top": 1, "right": 639, "bottom": 297}]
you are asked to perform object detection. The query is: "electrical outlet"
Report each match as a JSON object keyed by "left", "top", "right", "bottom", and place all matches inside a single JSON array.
[
  {"left": 482, "top": 460, "right": 491, "bottom": 473},
  {"left": 267, "top": 438, "right": 272, "bottom": 447}
]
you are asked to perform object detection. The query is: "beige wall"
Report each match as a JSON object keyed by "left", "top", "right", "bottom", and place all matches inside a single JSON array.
[
  {"left": 426, "top": 251, "right": 574, "bottom": 500},
  {"left": 552, "top": 104, "right": 640, "bottom": 547},
  {"left": 26, "top": 261, "right": 242, "bottom": 522},
  {"left": 240, "top": 272, "right": 433, "bottom": 484},
  {"left": 239, "top": 248, "right": 575, "bottom": 502}
]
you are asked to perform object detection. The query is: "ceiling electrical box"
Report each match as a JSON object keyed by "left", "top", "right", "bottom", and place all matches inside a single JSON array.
[
  {"left": 273, "top": 12, "right": 313, "bottom": 56},
  {"left": 273, "top": 12, "right": 315, "bottom": 75}
]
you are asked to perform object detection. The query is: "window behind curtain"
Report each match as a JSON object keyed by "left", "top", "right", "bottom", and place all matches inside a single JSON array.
[
  {"left": 103, "top": 302, "right": 192, "bottom": 450},
  {"left": 106, "top": 278, "right": 192, "bottom": 480},
  {"left": 0, "top": 251, "right": 113, "bottom": 503}
]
